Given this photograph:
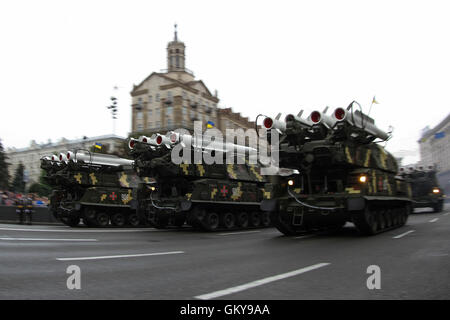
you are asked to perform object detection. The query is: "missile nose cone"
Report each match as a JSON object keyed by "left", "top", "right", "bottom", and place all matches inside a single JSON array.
[
  {"left": 334, "top": 108, "right": 346, "bottom": 121},
  {"left": 263, "top": 117, "right": 273, "bottom": 129},
  {"left": 310, "top": 111, "right": 321, "bottom": 124}
]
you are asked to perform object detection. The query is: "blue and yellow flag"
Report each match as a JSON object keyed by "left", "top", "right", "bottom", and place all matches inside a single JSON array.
[
  {"left": 94, "top": 142, "right": 102, "bottom": 150},
  {"left": 206, "top": 121, "right": 215, "bottom": 129},
  {"left": 372, "top": 96, "right": 379, "bottom": 104}
]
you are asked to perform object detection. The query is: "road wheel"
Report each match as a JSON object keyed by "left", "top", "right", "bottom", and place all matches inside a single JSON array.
[
  {"left": 128, "top": 213, "right": 141, "bottom": 227},
  {"left": 111, "top": 213, "right": 126, "bottom": 227},
  {"left": 391, "top": 209, "right": 399, "bottom": 226},
  {"left": 96, "top": 212, "right": 110, "bottom": 227},
  {"left": 270, "top": 210, "right": 303, "bottom": 236},
  {"left": 84, "top": 207, "right": 96, "bottom": 220},
  {"left": 399, "top": 206, "right": 409, "bottom": 226},
  {"left": 172, "top": 215, "right": 186, "bottom": 227},
  {"left": 83, "top": 218, "right": 97, "bottom": 227},
  {"left": 62, "top": 217, "right": 80, "bottom": 227},
  {"left": 261, "top": 211, "right": 271, "bottom": 227},
  {"left": 384, "top": 210, "right": 393, "bottom": 228},
  {"left": 377, "top": 210, "right": 386, "bottom": 231},
  {"left": 236, "top": 212, "right": 249, "bottom": 229},
  {"left": 353, "top": 206, "right": 378, "bottom": 235},
  {"left": 188, "top": 206, "right": 206, "bottom": 229},
  {"left": 327, "top": 221, "right": 346, "bottom": 233},
  {"left": 221, "top": 212, "right": 235, "bottom": 229},
  {"left": 203, "top": 212, "right": 220, "bottom": 231},
  {"left": 433, "top": 201, "right": 443, "bottom": 213},
  {"left": 153, "top": 213, "right": 169, "bottom": 229},
  {"left": 250, "top": 211, "right": 261, "bottom": 227}
]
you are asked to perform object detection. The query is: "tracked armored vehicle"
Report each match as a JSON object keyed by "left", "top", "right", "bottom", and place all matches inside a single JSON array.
[
  {"left": 399, "top": 166, "right": 445, "bottom": 212},
  {"left": 129, "top": 132, "right": 271, "bottom": 231},
  {"left": 41, "top": 151, "right": 152, "bottom": 227},
  {"left": 259, "top": 101, "right": 412, "bottom": 236}
]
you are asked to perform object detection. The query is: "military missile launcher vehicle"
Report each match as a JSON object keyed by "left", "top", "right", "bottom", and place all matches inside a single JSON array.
[
  {"left": 128, "top": 132, "right": 271, "bottom": 231},
  {"left": 259, "top": 101, "right": 412, "bottom": 236},
  {"left": 41, "top": 151, "right": 153, "bottom": 227},
  {"left": 399, "top": 165, "right": 445, "bottom": 212}
]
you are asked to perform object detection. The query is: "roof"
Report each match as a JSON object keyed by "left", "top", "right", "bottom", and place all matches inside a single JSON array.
[
  {"left": 131, "top": 72, "right": 218, "bottom": 101},
  {"left": 420, "top": 112, "right": 450, "bottom": 141},
  {"left": 7, "top": 134, "right": 126, "bottom": 154}
]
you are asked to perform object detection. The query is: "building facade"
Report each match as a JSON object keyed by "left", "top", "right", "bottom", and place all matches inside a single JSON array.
[
  {"left": 418, "top": 113, "right": 450, "bottom": 196},
  {"left": 130, "top": 27, "right": 256, "bottom": 137},
  {"left": 6, "top": 135, "right": 126, "bottom": 188}
]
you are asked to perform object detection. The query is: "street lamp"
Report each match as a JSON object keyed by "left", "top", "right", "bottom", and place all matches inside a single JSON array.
[{"left": 107, "top": 95, "right": 118, "bottom": 134}]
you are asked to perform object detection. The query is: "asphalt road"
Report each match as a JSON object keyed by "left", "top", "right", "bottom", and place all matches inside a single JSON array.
[{"left": 0, "top": 205, "right": 449, "bottom": 300}]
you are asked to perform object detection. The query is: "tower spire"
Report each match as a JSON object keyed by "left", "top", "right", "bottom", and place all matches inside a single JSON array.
[{"left": 174, "top": 23, "right": 178, "bottom": 41}]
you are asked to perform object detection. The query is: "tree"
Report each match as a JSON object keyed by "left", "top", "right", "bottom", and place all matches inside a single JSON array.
[
  {"left": 0, "top": 139, "right": 10, "bottom": 190},
  {"left": 28, "top": 169, "right": 52, "bottom": 197},
  {"left": 12, "top": 163, "right": 26, "bottom": 193}
]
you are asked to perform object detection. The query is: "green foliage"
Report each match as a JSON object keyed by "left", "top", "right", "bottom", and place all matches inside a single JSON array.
[
  {"left": 0, "top": 139, "right": 10, "bottom": 190},
  {"left": 12, "top": 163, "right": 25, "bottom": 193},
  {"left": 28, "top": 182, "right": 51, "bottom": 197},
  {"left": 33, "top": 169, "right": 52, "bottom": 196}
]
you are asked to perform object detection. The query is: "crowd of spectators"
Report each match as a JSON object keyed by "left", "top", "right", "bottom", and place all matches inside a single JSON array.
[{"left": 0, "top": 190, "right": 49, "bottom": 207}]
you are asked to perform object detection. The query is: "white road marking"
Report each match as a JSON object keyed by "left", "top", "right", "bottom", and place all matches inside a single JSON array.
[
  {"left": 393, "top": 230, "right": 415, "bottom": 239},
  {"left": 0, "top": 227, "right": 160, "bottom": 233},
  {"left": 195, "top": 263, "right": 330, "bottom": 300},
  {"left": 218, "top": 230, "right": 261, "bottom": 236},
  {"left": 429, "top": 218, "right": 439, "bottom": 223},
  {"left": 56, "top": 251, "right": 184, "bottom": 261},
  {"left": 293, "top": 234, "right": 316, "bottom": 240},
  {"left": 0, "top": 237, "right": 97, "bottom": 242},
  {"left": 443, "top": 212, "right": 449, "bottom": 216}
]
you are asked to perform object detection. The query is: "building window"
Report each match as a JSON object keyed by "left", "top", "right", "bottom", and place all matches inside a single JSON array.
[
  {"left": 182, "top": 107, "right": 187, "bottom": 116},
  {"left": 167, "top": 119, "right": 172, "bottom": 127},
  {"left": 148, "top": 122, "right": 153, "bottom": 128},
  {"left": 167, "top": 91, "right": 172, "bottom": 101},
  {"left": 155, "top": 108, "right": 160, "bottom": 117},
  {"left": 166, "top": 106, "right": 173, "bottom": 116},
  {"left": 176, "top": 56, "right": 180, "bottom": 68},
  {"left": 156, "top": 94, "right": 160, "bottom": 102},
  {"left": 156, "top": 121, "right": 161, "bottom": 128},
  {"left": 137, "top": 124, "right": 143, "bottom": 131},
  {"left": 148, "top": 109, "right": 153, "bottom": 118},
  {"left": 137, "top": 111, "right": 143, "bottom": 120},
  {"left": 148, "top": 95, "right": 152, "bottom": 103},
  {"left": 136, "top": 97, "right": 143, "bottom": 110},
  {"left": 182, "top": 91, "right": 187, "bottom": 99}
]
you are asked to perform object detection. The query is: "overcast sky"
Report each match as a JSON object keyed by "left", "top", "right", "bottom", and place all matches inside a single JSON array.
[{"left": 1, "top": 0, "right": 449, "bottom": 165}]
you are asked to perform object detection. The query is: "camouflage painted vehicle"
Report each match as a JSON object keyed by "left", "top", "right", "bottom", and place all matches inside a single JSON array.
[
  {"left": 41, "top": 152, "right": 152, "bottom": 227},
  {"left": 129, "top": 134, "right": 271, "bottom": 231},
  {"left": 399, "top": 166, "right": 445, "bottom": 212},
  {"left": 260, "top": 102, "right": 412, "bottom": 236}
]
